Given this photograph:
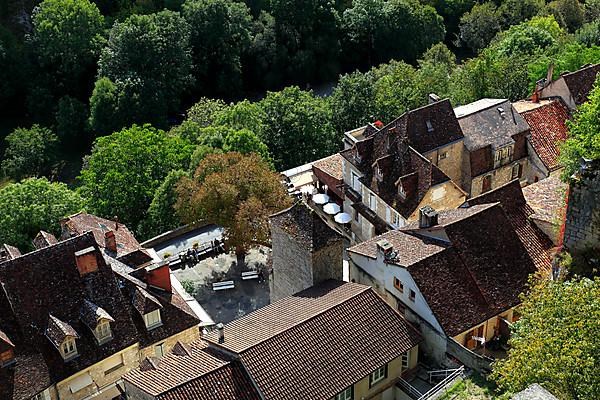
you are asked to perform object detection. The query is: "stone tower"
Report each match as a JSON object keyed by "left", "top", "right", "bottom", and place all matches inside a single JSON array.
[{"left": 269, "top": 201, "right": 345, "bottom": 302}]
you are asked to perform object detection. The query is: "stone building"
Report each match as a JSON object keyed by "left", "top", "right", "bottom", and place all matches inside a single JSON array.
[
  {"left": 0, "top": 231, "right": 200, "bottom": 400},
  {"left": 537, "top": 63, "right": 600, "bottom": 111},
  {"left": 269, "top": 201, "right": 345, "bottom": 302},
  {"left": 563, "top": 158, "right": 600, "bottom": 255}
]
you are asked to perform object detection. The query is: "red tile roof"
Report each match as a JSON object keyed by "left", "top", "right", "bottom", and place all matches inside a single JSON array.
[
  {"left": 312, "top": 153, "right": 343, "bottom": 180},
  {"left": 520, "top": 100, "right": 570, "bottom": 171},
  {"left": 522, "top": 176, "right": 568, "bottom": 225}
]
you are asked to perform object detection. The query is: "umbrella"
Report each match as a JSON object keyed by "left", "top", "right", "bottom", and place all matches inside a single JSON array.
[
  {"left": 300, "top": 184, "right": 315, "bottom": 194},
  {"left": 313, "top": 193, "right": 330, "bottom": 204},
  {"left": 323, "top": 202, "right": 341, "bottom": 215},
  {"left": 334, "top": 212, "right": 352, "bottom": 224}
]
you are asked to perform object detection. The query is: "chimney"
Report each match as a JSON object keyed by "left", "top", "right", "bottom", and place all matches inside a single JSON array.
[
  {"left": 146, "top": 262, "right": 172, "bottom": 292},
  {"left": 376, "top": 239, "right": 395, "bottom": 261},
  {"left": 33, "top": 231, "right": 58, "bottom": 250},
  {"left": 75, "top": 247, "right": 99, "bottom": 276},
  {"left": 114, "top": 216, "right": 119, "bottom": 231},
  {"left": 546, "top": 63, "right": 554, "bottom": 84},
  {"left": 419, "top": 206, "right": 439, "bottom": 228},
  {"left": 217, "top": 323, "right": 225, "bottom": 343},
  {"left": 105, "top": 231, "right": 117, "bottom": 253},
  {"left": 428, "top": 93, "right": 440, "bottom": 104}
]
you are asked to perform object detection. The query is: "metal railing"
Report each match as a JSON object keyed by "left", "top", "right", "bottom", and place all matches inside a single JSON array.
[
  {"left": 397, "top": 377, "right": 423, "bottom": 399},
  {"left": 417, "top": 366, "right": 465, "bottom": 400},
  {"left": 428, "top": 368, "right": 463, "bottom": 384}
]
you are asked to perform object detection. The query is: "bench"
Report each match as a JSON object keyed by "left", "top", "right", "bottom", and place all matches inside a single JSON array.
[
  {"left": 241, "top": 271, "right": 259, "bottom": 280},
  {"left": 212, "top": 280, "right": 235, "bottom": 291}
]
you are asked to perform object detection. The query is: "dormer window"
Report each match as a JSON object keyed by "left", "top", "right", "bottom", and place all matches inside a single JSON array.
[
  {"left": 95, "top": 320, "right": 113, "bottom": 344},
  {"left": 398, "top": 184, "right": 406, "bottom": 200},
  {"left": 144, "top": 309, "right": 162, "bottom": 330},
  {"left": 375, "top": 166, "right": 383, "bottom": 181},
  {"left": 0, "top": 348, "right": 15, "bottom": 367},
  {"left": 61, "top": 337, "right": 78, "bottom": 360}
]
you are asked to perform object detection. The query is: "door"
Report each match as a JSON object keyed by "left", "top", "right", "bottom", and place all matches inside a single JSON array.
[{"left": 482, "top": 175, "right": 492, "bottom": 193}]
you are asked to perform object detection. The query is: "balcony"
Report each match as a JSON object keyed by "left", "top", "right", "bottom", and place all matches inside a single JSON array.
[{"left": 344, "top": 184, "right": 362, "bottom": 203}]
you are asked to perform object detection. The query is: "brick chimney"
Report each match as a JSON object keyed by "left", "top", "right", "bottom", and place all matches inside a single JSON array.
[
  {"left": 217, "top": 323, "right": 225, "bottom": 344},
  {"left": 105, "top": 231, "right": 117, "bottom": 253},
  {"left": 419, "top": 206, "right": 439, "bottom": 228},
  {"left": 146, "top": 262, "right": 172, "bottom": 292},
  {"left": 75, "top": 247, "right": 98, "bottom": 276}
]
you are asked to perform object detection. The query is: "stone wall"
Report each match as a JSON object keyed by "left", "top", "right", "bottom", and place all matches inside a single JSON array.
[{"left": 563, "top": 159, "right": 600, "bottom": 253}]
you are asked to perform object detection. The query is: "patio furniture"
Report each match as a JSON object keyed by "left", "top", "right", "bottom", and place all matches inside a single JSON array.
[{"left": 212, "top": 280, "right": 235, "bottom": 291}]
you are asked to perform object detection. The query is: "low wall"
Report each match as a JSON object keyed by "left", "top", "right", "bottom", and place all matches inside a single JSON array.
[{"left": 446, "top": 337, "right": 493, "bottom": 373}]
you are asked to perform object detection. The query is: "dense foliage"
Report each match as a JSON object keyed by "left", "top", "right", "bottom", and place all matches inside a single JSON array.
[
  {"left": 492, "top": 278, "right": 600, "bottom": 400},
  {"left": 175, "top": 152, "right": 292, "bottom": 256},
  {"left": 78, "top": 124, "right": 194, "bottom": 233},
  {"left": 0, "top": 178, "right": 84, "bottom": 250},
  {"left": 2, "top": 125, "right": 58, "bottom": 181}
]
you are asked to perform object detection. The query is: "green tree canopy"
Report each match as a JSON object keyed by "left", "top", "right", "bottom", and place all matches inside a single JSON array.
[
  {"left": 175, "top": 152, "right": 291, "bottom": 258},
  {"left": 182, "top": 0, "right": 253, "bottom": 96},
  {"left": 0, "top": 178, "right": 84, "bottom": 250},
  {"left": 2, "top": 125, "right": 58, "bottom": 181},
  {"left": 459, "top": 2, "right": 502, "bottom": 53},
  {"left": 329, "top": 70, "right": 376, "bottom": 134},
  {"left": 547, "top": 0, "right": 584, "bottom": 33},
  {"left": 257, "top": 86, "right": 337, "bottom": 170},
  {"left": 560, "top": 76, "right": 600, "bottom": 178},
  {"left": 492, "top": 278, "right": 600, "bottom": 400},
  {"left": 55, "top": 96, "right": 89, "bottom": 148},
  {"left": 138, "top": 169, "right": 188, "bottom": 239},
  {"left": 95, "top": 10, "right": 193, "bottom": 130},
  {"left": 78, "top": 124, "right": 195, "bottom": 232},
  {"left": 186, "top": 97, "right": 229, "bottom": 127}
]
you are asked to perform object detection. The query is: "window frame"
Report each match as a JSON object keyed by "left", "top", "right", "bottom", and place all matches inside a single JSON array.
[
  {"left": 95, "top": 320, "right": 113, "bottom": 344},
  {"left": 409, "top": 289, "right": 416, "bottom": 302},
  {"left": 401, "top": 351, "right": 410, "bottom": 370},
  {"left": 369, "top": 364, "right": 388, "bottom": 387},
  {"left": 334, "top": 385, "right": 353, "bottom": 400},
  {"left": 393, "top": 277, "right": 404, "bottom": 293},
  {"left": 144, "top": 309, "right": 163, "bottom": 330}
]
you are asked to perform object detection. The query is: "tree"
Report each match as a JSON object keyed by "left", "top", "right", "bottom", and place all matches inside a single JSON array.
[
  {"left": 560, "top": 76, "right": 600, "bottom": 178},
  {"left": 459, "top": 2, "right": 501, "bottom": 53},
  {"left": 186, "top": 97, "right": 228, "bottom": 127},
  {"left": 0, "top": 178, "right": 84, "bottom": 250},
  {"left": 341, "top": 0, "right": 385, "bottom": 67},
  {"left": 268, "top": 0, "right": 341, "bottom": 84},
  {"left": 138, "top": 169, "right": 187, "bottom": 239},
  {"left": 55, "top": 96, "right": 89, "bottom": 148},
  {"left": 182, "top": 0, "right": 253, "bottom": 96},
  {"left": 547, "top": 0, "right": 584, "bottom": 33},
  {"left": 498, "top": 0, "right": 544, "bottom": 29},
  {"left": 175, "top": 152, "right": 292, "bottom": 260},
  {"left": 329, "top": 70, "right": 376, "bottom": 134},
  {"left": 78, "top": 124, "right": 195, "bottom": 232},
  {"left": 213, "top": 99, "right": 265, "bottom": 135},
  {"left": 583, "top": 0, "right": 600, "bottom": 22},
  {"left": 423, "top": 0, "right": 475, "bottom": 41},
  {"left": 96, "top": 10, "right": 193, "bottom": 129},
  {"left": 88, "top": 77, "right": 120, "bottom": 136},
  {"left": 257, "top": 86, "right": 337, "bottom": 170},
  {"left": 0, "top": 27, "right": 23, "bottom": 110},
  {"left": 492, "top": 278, "right": 600, "bottom": 400},
  {"left": 576, "top": 21, "right": 600, "bottom": 47},
  {"left": 414, "top": 44, "right": 456, "bottom": 101},
  {"left": 2, "top": 125, "right": 58, "bottom": 181},
  {"left": 372, "top": 60, "right": 420, "bottom": 122}
]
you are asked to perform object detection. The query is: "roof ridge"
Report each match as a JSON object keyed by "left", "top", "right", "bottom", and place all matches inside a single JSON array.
[
  {"left": 0, "top": 231, "right": 96, "bottom": 267},
  {"left": 217, "top": 283, "right": 371, "bottom": 354}
]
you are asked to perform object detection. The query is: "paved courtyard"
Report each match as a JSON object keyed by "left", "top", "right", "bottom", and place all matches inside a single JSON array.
[{"left": 173, "top": 246, "right": 271, "bottom": 324}]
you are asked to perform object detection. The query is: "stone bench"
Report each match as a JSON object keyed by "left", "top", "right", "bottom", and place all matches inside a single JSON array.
[
  {"left": 212, "top": 280, "right": 235, "bottom": 291},
  {"left": 241, "top": 271, "right": 259, "bottom": 280}
]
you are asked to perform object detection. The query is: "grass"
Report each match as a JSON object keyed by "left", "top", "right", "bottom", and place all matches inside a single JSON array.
[{"left": 437, "top": 373, "right": 512, "bottom": 400}]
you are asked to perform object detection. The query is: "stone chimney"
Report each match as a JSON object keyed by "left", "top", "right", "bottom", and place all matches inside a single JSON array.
[
  {"left": 428, "top": 93, "right": 440, "bottom": 104},
  {"left": 145, "top": 262, "right": 172, "bottom": 292},
  {"left": 563, "top": 158, "right": 600, "bottom": 255},
  {"left": 217, "top": 323, "right": 225, "bottom": 344},
  {"left": 105, "top": 231, "right": 117, "bottom": 253},
  {"left": 419, "top": 206, "right": 439, "bottom": 228},
  {"left": 269, "top": 202, "right": 345, "bottom": 302},
  {"left": 32, "top": 231, "right": 58, "bottom": 250}
]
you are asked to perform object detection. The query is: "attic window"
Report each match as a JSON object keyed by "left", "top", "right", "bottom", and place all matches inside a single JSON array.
[
  {"left": 375, "top": 166, "right": 383, "bottom": 181},
  {"left": 95, "top": 320, "right": 113, "bottom": 345},
  {"left": 0, "top": 348, "right": 15, "bottom": 367},
  {"left": 61, "top": 337, "right": 78, "bottom": 360},
  {"left": 144, "top": 309, "right": 162, "bottom": 330},
  {"left": 426, "top": 120, "right": 434, "bottom": 132},
  {"left": 398, "top": 184, "right": 406, "bottom": 200}
]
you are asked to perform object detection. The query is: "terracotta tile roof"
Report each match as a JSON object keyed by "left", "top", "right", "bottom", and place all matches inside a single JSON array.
[
  {"left": 269, "top": 201, "right": 344, "bottom": 252},
  {"left": 61, "top": 213, "right": 152, "bottom": 266},
  {"left": 203, "top": 280, "right": 422, "bottom": 400},
  {"left": 520, "top": 99, "right": 570, "bottom": 171},
  {"left": 312, "top": 153, "right": 343, "bottom": 180},
  {"left": 522, "top": 176, "right": 568, "bottom": 225},
  {"left": 350, "top": 203, "right": 538, "bottom": 336},
  {"left": 561, "top": 63, "right": 600, "bottom": 106},
  {"left": 467, "top": 180, "right": 555, "bottom": 276}
]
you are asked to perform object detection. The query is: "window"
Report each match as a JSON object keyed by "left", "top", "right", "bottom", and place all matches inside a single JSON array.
[
  {"left": 397, "top": 301, "right": 406, "bottom": 315},
  {"left": 376, "top": 166, "right": 383, "bottom": 180},
  {"left": 0, "top": 349, "right": 14, "bottom": 367},
  {"left": 103, "top": 354, "right": 124, "bottom": 376},
  {"left": 155, "top": 342, "right": 165, "bottom": 358},
  {"left": 334, "top": 386, "right": 353, "bottom": 400},
  {"left": 426, "top": 120, "right": 434, "bottom": 132},
  {"left": 409, "top": 289, "right": 416, "bottom": 302},
  {"left": 392, "top": 212, "right": 400, "bottom": 227},
  {"left": 144, "top": 309, "right": 162, "bottom": 330},
  {"left": 351, "top": 171, "right": 360, "bottom": 192},
  {"left": 61, "top": 337, "right": 77, "bottom": 359},
  {"left": 438, "top": 151, "right": 448, "bottom": 161},
  {"left": 95, "top": 320, "right": 112, "bottom": 344},
  {"left": 369, "top": 364, "right": 388, "bottom": 387},
  {"left": 511, "top": 163, "right": 522, "bottom": 180},
  {"left": 33, "top": 390, "right": 50, "bottom": 400},
  {"left": 398, "top": 184, "right": 406, "bottom": 200},
  {"left": 369, "top": 193, "right": 376, "bottom": 211},
  {"left": 354, "top": 209, "right": 359, "bottom": 222},
  {"left": 401, "top": 351, "right": 410, "bottom": 370},
  {"left": 393, "top": 277, "right": 404, "bottom": 293}
]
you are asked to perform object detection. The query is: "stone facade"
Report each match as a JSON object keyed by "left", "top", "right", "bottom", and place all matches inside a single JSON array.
[
  {"left": 563, "top": 160, "right": 600, "bottom": 254},
  {"left": 423, "top": 141, "right": 467, "bottom": 191},
  {"left": 269, "top": 203, "right": 345, "bottom": 302}
]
